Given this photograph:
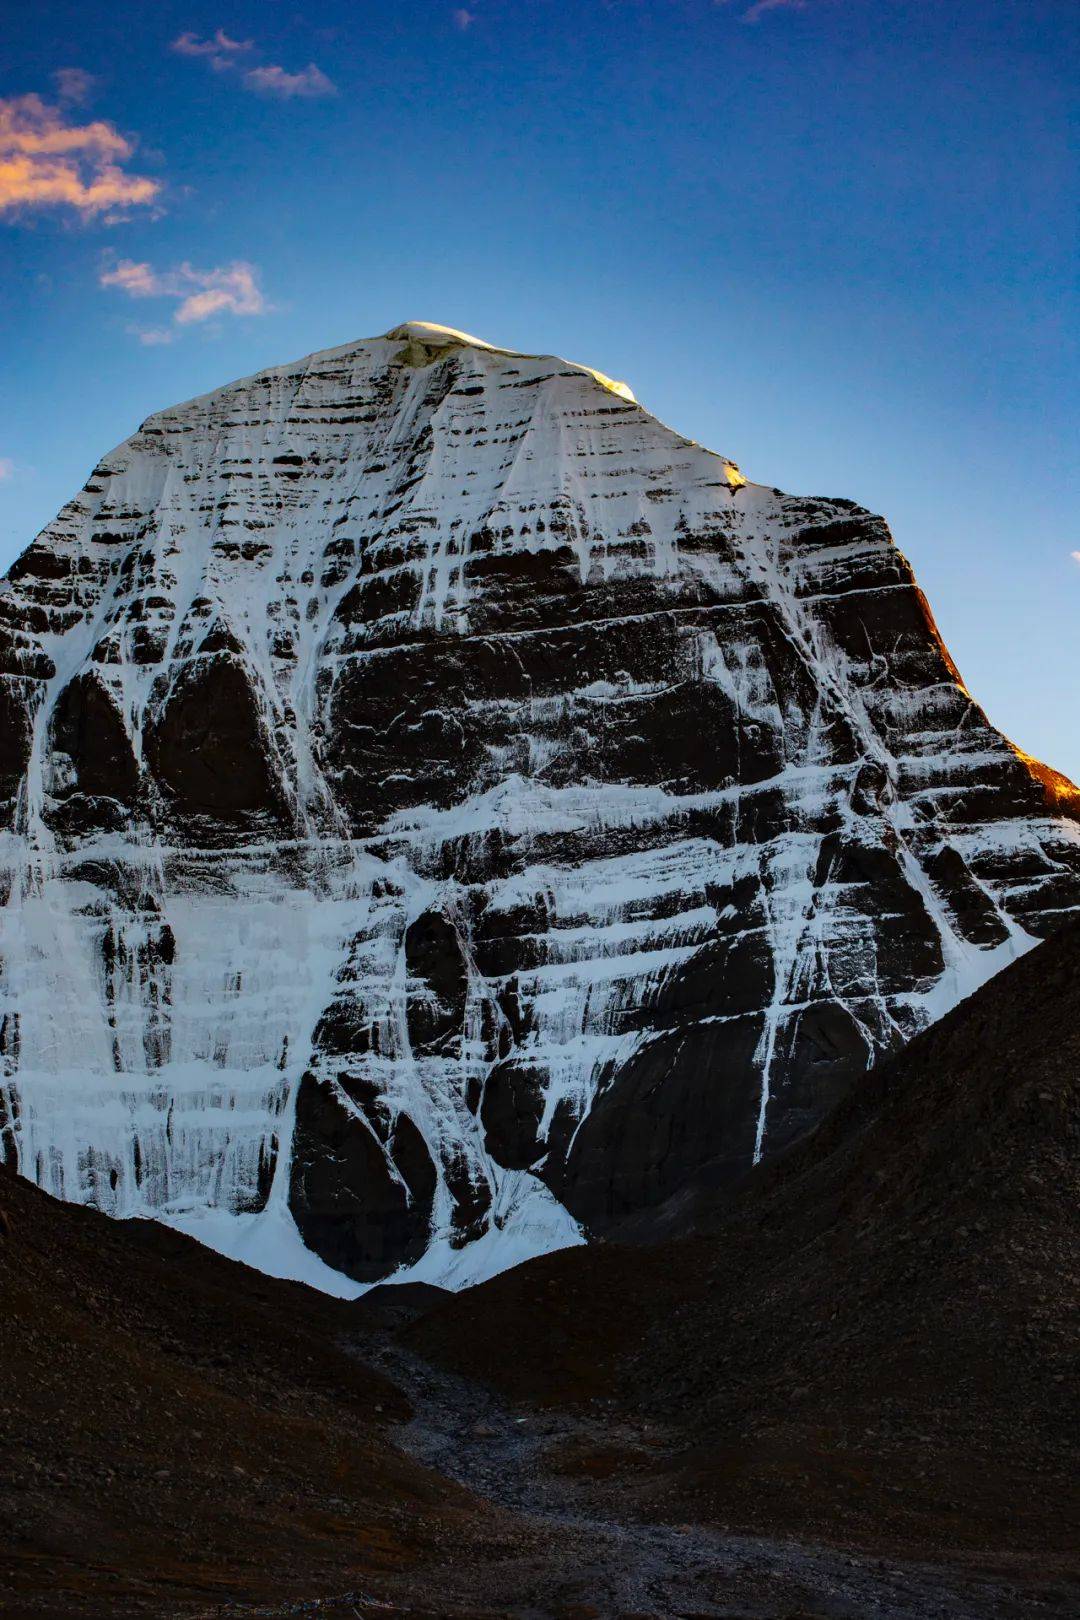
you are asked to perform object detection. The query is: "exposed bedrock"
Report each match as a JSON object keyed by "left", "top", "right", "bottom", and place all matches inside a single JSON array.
[
  {"left": 0, "top": 320, "right": 1078, "bottom": 1286},
  {"left": 44, "top": 671, "right": 139, "bottom": 838},
  {"left": 51, "top": 672, "right": 138, "bottom": 801},
  {"left": 145, "top": 654, "right": 284, "bottom": 822},
  {"left": 0, "top": 680, "right": 33, "bottom": 825},
  {"left": 289, "top": 1070, "right": 437, "bottom": 1283},
  {"left": 404, "top": 909, "right": 470, "bottom": 1058}
]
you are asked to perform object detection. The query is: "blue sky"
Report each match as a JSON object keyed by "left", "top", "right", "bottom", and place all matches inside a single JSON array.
[{"left": 2, "top": 0, "right": 1077, "bottom": 777}]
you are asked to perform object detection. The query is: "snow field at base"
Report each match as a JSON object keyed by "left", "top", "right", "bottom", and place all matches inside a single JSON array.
[{"left": 161, "top": 1168, "right": 584, "bottom": 1299}]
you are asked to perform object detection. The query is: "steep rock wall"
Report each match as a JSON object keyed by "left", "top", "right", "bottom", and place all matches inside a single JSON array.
[{"left": 1, "top": 321, "right": 1077, "bottom": 1289}]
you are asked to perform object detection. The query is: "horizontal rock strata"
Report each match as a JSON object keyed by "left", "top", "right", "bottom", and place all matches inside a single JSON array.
[{"left": 1, "top": 320, "right": 1077, "bottom": 1286}]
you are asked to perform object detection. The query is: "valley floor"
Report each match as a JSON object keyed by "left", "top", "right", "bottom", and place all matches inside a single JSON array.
[{"left": 203, "top": 1331, "right": 1078, "bottom": 1620}]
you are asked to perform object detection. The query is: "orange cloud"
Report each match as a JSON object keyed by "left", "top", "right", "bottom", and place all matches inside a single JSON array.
[
  {"left": 101, "top": 258, "right": 269, "bottom": 330},
  {"left": 0, "top": 94, "right": 159, "bottom": 221}
]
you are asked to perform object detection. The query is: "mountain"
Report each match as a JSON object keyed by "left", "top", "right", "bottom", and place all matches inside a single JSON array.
[
  {"left": 1, "top": 319, "right": 1077, "bottom": 1288},
  {"left": 407, "top": 913, "right": 1080, "bottom": 1567},
  {"left": 4, "top": 920, "right": 1076, "bottom": 1617}
]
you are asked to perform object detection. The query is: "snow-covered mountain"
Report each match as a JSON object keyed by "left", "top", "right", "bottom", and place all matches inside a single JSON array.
[{"left": 1, "top": 320, "right": 1077, "bottom": 1293}]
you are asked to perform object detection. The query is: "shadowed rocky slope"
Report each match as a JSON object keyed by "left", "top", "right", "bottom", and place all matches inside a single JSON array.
[
  {"left": 1, "top": 320, "right": 1078, "bottom": 1285},
  {"left": 408, "top": 914, "right": 1080, "bottom": 1559},
  {"left": 0, "top": 1159, "right": 481, "bottom": 1616}
]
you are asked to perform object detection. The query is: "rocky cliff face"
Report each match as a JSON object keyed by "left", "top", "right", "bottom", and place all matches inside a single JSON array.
[{"left": 1, "top": 321, "right": 1077, "bottom": 1290}]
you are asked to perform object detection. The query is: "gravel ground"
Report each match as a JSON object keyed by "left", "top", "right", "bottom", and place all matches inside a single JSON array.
[{"left": 229, "top": 1340, "right": 1078, "bottom": 1620}]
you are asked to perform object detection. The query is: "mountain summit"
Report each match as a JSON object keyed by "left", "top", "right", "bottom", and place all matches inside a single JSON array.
[{"left": 1, "top": 324, "right": 1077, "bottom": 1289}]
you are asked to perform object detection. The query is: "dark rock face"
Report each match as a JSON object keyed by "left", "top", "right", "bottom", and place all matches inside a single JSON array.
[
  {"left": 289, "top": 1071, "right": 436, "bottom": 1282},
  {"left": 549, "top": 1015, "right": 767, "bottom": 1228},
  {"left": 0, "top": 321, "right": 1078, "bottom": 1288},
  {"left": 481, "top": 1060, "right": 547, "bottom": 1170},
  {"left": 44, "top": 672, "right": 139, "bottom": 836},
  {"left": 0, "top": 680, "right": 33, "bottom": 826},
  {"left": 404, "top": 911, "right": 469, "bottom": 1058},
  {"left": 50, "top": 672, "right": 138, "bottom": 802},
  {"left": 146, "top": 655, "right": 283, "bottom": 822}
]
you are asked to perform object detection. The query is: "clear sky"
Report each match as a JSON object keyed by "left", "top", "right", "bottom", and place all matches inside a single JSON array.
[{"left": 2, "top": 0, "right": 1077, "bottom": 778}]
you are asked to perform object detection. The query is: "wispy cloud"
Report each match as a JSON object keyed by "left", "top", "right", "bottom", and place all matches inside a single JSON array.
[
  {"left": 0, "top": 93, "right": 160, "bottom": 222},
  {"left": 717, "top": 0, "right": 808, "bottom": 21},
  {"left": 243, "top": 63, "right": 336, "bottom": 99},
  {"left": 453, "top": 8, "right": 477, "bottom": 29},
  {"left": 744, "top": 0, "right": 806, "bottom": 19},
  {"left": 53, "top": 68, "right": 96, "bottom": 106},
  {"left": 101, "top": 258, "right": 269, "bottom": 331},
  {"left": 172, "top": 28, "right": 336, "bottom": 98},
  {"left": 1071, "top": 551, "right": 1080, "bottom": 567},
  {"left": 128, "top": 324, "right": 176, "bottom": 347},
  {"left": 101, "top": 260, "right": 161, "bottom": 297},
  {"left": 171, "top": 29, "right": 254, "bottom": 72},
  {"left": 0, "top": 458, "right": 15, "bottom": 484}
]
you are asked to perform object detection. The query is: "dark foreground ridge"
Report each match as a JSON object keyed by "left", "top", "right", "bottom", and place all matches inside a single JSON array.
[
  {"left": 407, "top": 914, "right": 1080, "bottom": 1574},
  {"left": 0, "top": 1166, "right": 498, "bottom": 1616},
  {"left": 2, "top": 920, "right": 1078, "bottom": 1617}
]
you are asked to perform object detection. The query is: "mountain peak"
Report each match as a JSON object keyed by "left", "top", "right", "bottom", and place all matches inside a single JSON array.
[
  {"left": 0, "top": 330, "right": 1077, "bottom": 1295},
  {"left": 383, "top": 319, "right": 500, "bottom": 351},
  {"left": 380, "top": 318, "right": 638, "bottom": 402}
]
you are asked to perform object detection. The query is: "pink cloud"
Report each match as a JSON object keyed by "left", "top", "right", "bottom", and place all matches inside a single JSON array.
[
  {"left": 453, "top": 8, "right": 477, "bottom": 29},
  {"left": 173, "top": 265, "right": 265, "bottom": 322},
  {"left": 101, "top": 258, "right": 269, "bottom": 331},
  {"left": 0, "top": 458, "right": 14, "bottom": 484},
  {"left": 101, "top": 259, "right": 159, "bottom": 296},
  {"left": 0, "top": 94, "right": 160, "bottom": 221},
  {"left": 242, "top": 63, "right": 337, "bottom": 99}
]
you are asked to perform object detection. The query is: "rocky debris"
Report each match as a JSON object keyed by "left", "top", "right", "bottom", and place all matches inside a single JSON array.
[
  {"left": 1, "top": 320, "right": 1078, "bottom": 1286},
  {"left": 341, "top": 1341, "right": 1076, "bottom": 1620},
  {"left": 2, "top": 1146, "right": 1074, "bottom": 1619}
]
